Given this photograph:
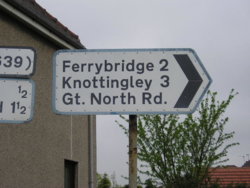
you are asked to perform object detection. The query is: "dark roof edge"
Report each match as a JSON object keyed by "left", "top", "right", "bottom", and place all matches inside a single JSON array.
[{"left": 2, "top": 0, "right": 85, "bottom": 49}]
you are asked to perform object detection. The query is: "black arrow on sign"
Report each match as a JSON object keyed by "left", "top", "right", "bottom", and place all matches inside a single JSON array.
[{"left": 173, "top": 54, "right": 203, "bottom": 108}]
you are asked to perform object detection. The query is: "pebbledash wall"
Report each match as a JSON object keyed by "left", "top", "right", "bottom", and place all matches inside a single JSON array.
[{"left": 0, "top": 0, "right": 96, "bottom": 188}]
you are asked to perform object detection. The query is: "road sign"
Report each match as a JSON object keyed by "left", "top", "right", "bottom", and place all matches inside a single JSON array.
[
  {"left": 0, "top": 78, "right": 35, "bottom": 123},
  {"left": 52, "top": 48, "right": 212, "bottom": 115},
  {"left": 0, "top": 47, "right": 36, "bottom": 77}
]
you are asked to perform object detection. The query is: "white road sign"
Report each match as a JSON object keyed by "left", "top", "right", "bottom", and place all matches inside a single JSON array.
[
  {"left": 0, "top": 47, "right": 36, "bottom": 77},
  {"left": 0, "top": 78, "right": 35, "bottom": 123},
  {"left": 52, "top": 48, "right": 212, "bottom": 115}
]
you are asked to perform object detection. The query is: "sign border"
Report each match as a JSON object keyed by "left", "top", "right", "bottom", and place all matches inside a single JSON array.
[
  {"left": 0, "top": 46, "right": 36, "bottom": 78},
  {"left": 0, "top": 78, "right": 36, "bottom": 124},
  {"left": 52, "top": 48, "right": 212, "bottom": 115}
]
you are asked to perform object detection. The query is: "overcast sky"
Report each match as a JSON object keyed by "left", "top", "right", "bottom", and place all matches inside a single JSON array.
[{"left": 37, "top": 0, "right": 250, "bottom": 185}]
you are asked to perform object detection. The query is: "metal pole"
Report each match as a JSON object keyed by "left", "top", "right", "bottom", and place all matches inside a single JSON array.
[{"left": 129, "top": 115, "right": 137, "bottom": 188}]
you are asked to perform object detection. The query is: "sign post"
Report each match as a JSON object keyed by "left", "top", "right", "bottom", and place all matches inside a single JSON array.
[
  {"left": 52, "top": 48, "right": 212, "bottom": 188},
  {"left": 129, "top": 115, "right": 137, "bottom": 188}
]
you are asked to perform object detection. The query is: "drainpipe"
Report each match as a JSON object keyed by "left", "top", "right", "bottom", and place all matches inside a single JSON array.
[{"left": 88, "top": 115, "right": 95, "bottom": 188}]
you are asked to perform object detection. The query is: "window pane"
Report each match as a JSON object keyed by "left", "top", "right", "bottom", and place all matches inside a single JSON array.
[{"left": 64, "top": 160, "right": 78, "bottom": 188}]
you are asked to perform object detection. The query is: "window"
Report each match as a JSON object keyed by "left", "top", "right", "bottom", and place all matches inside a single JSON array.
[{"left": 64, "top": 160, "right": 78, "bottom": 188}]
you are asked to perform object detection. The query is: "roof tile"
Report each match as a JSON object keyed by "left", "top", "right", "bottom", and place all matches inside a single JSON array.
[{"left": 209, "top": 167, "right": 250, "bottom": 187}]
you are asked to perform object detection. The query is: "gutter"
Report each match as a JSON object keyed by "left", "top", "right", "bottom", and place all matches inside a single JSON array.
[{"left": 0, "top": 0, "right": 75, "bottom": 49}]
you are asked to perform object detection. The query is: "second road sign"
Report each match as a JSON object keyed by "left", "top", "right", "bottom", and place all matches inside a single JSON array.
[{"left": 0, "top": 78, "right": 35, "bottom": 123}]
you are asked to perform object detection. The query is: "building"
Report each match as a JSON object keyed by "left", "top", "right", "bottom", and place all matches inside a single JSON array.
[
  {"left": 208, "top": 162, "right": 250, "bottom": 187},
  {"left": 0, "top": 0, "right": 96, "bottom": 187}
]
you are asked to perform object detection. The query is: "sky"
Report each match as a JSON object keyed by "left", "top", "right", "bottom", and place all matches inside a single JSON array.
[{"left": 37, "top": 0, "right": 250, "bottom": 185}]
